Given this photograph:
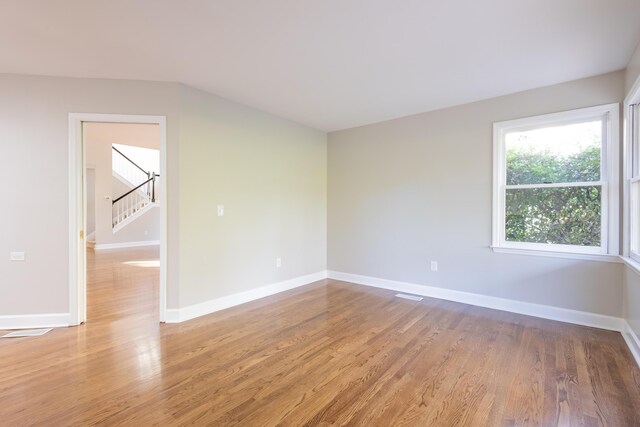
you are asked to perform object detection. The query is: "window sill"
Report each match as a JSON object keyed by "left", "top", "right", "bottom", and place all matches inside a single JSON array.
[
  {"left": 620, "top": 256, "right": 640, "bottom": 275},
  {"left": 491, "top": 246, "right": 621, "bottom": 263}
]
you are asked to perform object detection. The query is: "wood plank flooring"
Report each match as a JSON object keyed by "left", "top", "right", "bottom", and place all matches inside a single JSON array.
[{"left": 1, "top": 247, "right": 639, "bottom": 426}]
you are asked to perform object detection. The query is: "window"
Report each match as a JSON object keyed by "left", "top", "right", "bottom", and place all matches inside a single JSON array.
[
  {"left": 628, "top": 98, "right": 640, "bottom": 261},
  {"left": 493, "top": 104, "right": 619, "bottom": 258}
]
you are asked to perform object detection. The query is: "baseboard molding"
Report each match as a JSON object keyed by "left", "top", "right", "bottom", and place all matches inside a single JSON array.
[
  {"left": 327, "top": 271, "right": 624, "bottom": 332},
  {"left": 166, "top": 270, "right": 328, "bottom": 323},
  {"left": 0, "top": 313, "right": 70, "bottom": 330},
  {"left": 94, "top": 240, "right": 160, "bottom": 250},
  {"left": 623, "top": 321, "right": 640, "bottom": 368}
]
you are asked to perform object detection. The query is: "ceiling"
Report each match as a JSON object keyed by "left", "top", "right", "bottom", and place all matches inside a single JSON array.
[{"left": 1, "top": 0, "right": 640, "bottom": 132}]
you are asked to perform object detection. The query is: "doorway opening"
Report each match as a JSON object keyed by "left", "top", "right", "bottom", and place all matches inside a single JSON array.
[{"left": 69, "top": 114, "right": 167, "bottom": 324}]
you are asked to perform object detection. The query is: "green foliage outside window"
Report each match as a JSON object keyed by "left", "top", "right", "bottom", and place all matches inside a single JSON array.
[{"left": 505, "top": 146, "right": 601, "bottom": 246}]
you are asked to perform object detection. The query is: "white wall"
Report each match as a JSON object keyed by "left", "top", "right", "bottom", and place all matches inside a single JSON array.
[
  {"left": 0, "top": 73, "right": 326, "bottom": 319},
  {"left": 328, "top": 71, "right": 625, "bottom": 317},
  {"left": 85, "top": 122, "right": 161, "bottom": 246}
]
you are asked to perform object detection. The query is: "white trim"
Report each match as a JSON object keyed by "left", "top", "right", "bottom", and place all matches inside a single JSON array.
[
  {"left": 624, "top": 72, "right": 640, "bottom": 106},
  {"left": 623, "top": 75, "right": 640, "bottom": 259},
  {"left": 623, "top": 105, "right": 632, "bottom": 257},
  {"left": 620, "top": 255, "right": 640, "bottom": 276},
  {"left": 94, "top": 240, "right": 160, "bottom": 250},
  {"left": 494, "top": 241, "right": 607, "bottom": 256},
  {"left": 327, "top": 271, "right": 624, "bottom": 332},
  {"left": 622, "top": 321, "right": 640, "bottom": 368},
  {"left": 69, "top": 113, "right": 168, "bottom": 325},
  {"left": 492, "top": 103, "right": 620, "bottom": 257},
  {"left": 505, "top": 181, "right": 604, "bottom": 190},
  {"left": 68, "top": 115, "right": 83, "bottom": 325},
  {"left": 491, "top": 246, "right": 621, "bottom": 263},
  {"left": 0, "top": 313, "right": 70, "bottom": 330},
  {"left": 166, "top": 271, "right": 328, "bottom": 323}
]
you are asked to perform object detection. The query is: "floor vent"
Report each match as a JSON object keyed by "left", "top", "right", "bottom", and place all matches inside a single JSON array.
[
  {"left": 2, "top": 329, "right": 52, "bottom": 338},
  {"left": 395, "top": 293, "right": 423, "bottom": 301}
]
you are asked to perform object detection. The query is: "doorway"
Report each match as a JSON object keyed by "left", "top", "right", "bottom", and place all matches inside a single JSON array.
[{"left": 69, "top": 114, "right": 167, "bottom": 324}]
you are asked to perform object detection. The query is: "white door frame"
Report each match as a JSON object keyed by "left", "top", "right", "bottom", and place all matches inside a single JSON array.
[{"left": 68, "top": 113, "right": 168, "bottom": 324}]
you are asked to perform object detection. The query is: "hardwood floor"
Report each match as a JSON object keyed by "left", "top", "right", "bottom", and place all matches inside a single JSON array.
[{"left": 1, "top": 247, "right": 639, "bottom": 426}]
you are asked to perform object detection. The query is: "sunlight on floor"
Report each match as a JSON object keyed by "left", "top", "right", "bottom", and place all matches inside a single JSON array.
[{"left": 123, "top": 260, "right": 160, "bottom": 268}]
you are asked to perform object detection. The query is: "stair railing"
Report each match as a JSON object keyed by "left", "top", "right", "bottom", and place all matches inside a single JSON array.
[
  {"left": 112, "top": 176, "right": 156, "bottom": 229},
  {"left": 111, "top": 146, "right": 161, "bottom": 230},
  {"left": 112, "top": 146, "right": 150, "bottom": 188}
]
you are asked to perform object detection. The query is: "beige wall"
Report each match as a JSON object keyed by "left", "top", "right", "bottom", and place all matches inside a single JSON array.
[
  {"left": 177, "top": 85, "right": 327, "bottom": 307},
  {"left": 626, "top": 40, "right": 640, "bottom": 93},
  {"left": 0, "top": 74, "right": 181, "bottom": 316},
  {"left": 328, "top": 71, "right": 625, "bottom": 316},
  {"left": 0, "top": 73, "right": 327, "bottom": 317},
  {"left": 0, "top": 68, "right": 633, "bottom": 321},
  {"left": 623, "top": 267, "right": 640, "bottom": 337}
]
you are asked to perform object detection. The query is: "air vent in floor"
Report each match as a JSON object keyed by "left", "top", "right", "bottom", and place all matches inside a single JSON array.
[{"left": 2, "top": 328, "right": 52, "bottom": 338}]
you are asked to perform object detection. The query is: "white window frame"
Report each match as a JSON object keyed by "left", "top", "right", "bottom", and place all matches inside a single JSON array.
[
  {"left": 624, "top": 77, "right": 640, "bottom": 266},
  {"left": 492, "top": 103, "right": 619, "bottom": 260}
]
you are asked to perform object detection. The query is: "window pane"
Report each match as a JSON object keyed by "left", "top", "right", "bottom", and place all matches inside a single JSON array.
[
  {"left": 634, "top": 105, "right": 640, "bottom": 177},
  {"left": 505, "top": 186, "right": 601, "bottom": 246},
  {"left": 506, "top": 120, "right": 602, "bottom": 185},
  {"left": 632, "top": 181, "right": 640, "bottom": 254}
]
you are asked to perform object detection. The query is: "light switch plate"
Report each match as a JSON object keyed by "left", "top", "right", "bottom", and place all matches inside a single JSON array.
[
  {"left": 217, "top": 205, "right": 224, "bottom": 216},
  {"left": 10, "top": 252, "right": 25, "bottom": 261}
]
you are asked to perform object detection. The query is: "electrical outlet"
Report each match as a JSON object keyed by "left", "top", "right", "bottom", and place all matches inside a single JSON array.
[
  {"left": 276, "top": 257, "right": 282, "bottom": 268},
  {"left": 10, "top": 252, "right": 25, "bottom": 261},
  {"left": 430, "top": 261, "right": 438, "bottom": 272},
  {"left": 217, "top": 205, "right": 224, "bottom": 216}
]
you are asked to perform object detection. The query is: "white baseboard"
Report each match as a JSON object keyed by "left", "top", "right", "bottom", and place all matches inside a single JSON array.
[
  {"left": 327, "top": 271, "right": 624, "bottom": 332},
  {"left": 166, "top": 270, "right": 328, "bottom": 323},
  {"left": 94, "top": 240, "right": 160, "bottom": 250},
  {"left": 0, "top": 313, "right": 70, "bottom": 330},
  {"left": 623, "top": 321, "right": 640, "bottom": 368}
]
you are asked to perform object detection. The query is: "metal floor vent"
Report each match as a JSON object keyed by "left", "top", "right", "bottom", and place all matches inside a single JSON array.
[
  {"left": 395, "top": 293, "right": 423, "bottom": 301},
  {"left": 2, "top": 328, "right": 52, "bottom": 338}
]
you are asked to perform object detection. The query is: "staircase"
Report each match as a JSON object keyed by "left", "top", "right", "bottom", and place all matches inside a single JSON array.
[{"left": 111, "top": 146, "right": 160, "bottom": 232}]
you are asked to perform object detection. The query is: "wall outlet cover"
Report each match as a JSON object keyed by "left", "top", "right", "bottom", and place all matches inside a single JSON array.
[{"left": 10, "top": 252, "right": 25, "bottom": 261}]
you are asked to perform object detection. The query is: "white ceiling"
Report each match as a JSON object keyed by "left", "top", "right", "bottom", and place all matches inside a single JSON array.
[{"left": 1, "top": 1, "right": 640, "bottom": 131}]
